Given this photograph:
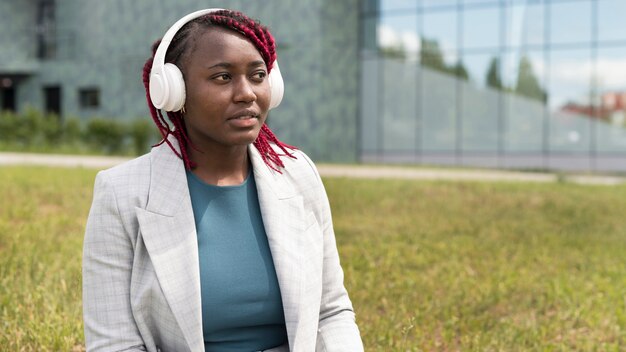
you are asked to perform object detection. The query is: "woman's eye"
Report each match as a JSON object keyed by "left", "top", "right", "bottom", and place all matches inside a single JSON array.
[
  {"left": 214, "top": 73, "right": 231, "bottom": 81},
  {"left": 252, "top": 71, "right": 267, "bottom": 81}
]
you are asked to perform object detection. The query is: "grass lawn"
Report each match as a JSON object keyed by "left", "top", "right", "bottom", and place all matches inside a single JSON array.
[{"left": 1, "top": 166, "right": 626, "bottom": 351}]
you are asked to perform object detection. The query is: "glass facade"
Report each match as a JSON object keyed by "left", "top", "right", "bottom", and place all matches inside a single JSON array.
[{"left": 360, "top": 0, "right": 626, "bottom": 171}]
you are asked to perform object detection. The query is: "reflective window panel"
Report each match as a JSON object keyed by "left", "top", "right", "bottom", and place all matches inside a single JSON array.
[
  {"left": 598, "top": 0, "right": 626, "bottom": 43},
  {"left": 505, "top": 2, "right": 545, "bottom": 49},
  {"left": 421, "top": 0, "right": 458, "bottom": 9},
  {"left": 463, "top": 5, "right": 501, "bottom": 50},
  {"left": 595, "top": 46, "right": 626, "bottom": 152},
  {"left": 381, "top": 0, "right": 418, "bottom": 12},
  {"left": 421, "top": 63, "right": 458, "bottom": 152},
  {"left": 549, "top": 1, "right": 592, "bottom": 45},
  {"left": 422, "top": 8, "right": 459, "bottom": 54},
  {"left": 461, "top": 52, "right": 501, "bottom": 151},
  {"left": 548, "top": 48, "right": 592, "bottom": 152},
  {"left": 382, "top": 58, "right": 418, "bottom": 152},
  {"left": 503, "top": 50, "right": 546, "bottom": 152},
  {"left": 462, "top": 0, "right": 500, "bottom": 6},
  {"left": 379, "top": 12, "right": 419, "bottom": 61}
]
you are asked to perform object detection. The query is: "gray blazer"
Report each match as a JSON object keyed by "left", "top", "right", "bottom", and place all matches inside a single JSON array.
[{"left": 82, "top": 138, "right": 364, "bottom": 352}]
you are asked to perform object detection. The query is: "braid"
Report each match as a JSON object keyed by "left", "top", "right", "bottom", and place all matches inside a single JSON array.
[
  {"left": 142, "top": 9, "right": 295, "bottom": 171},
  {"left": 206, "top": 13, "right": 276, "bottom": 71},
  {"left": 255, "top": 124, "right": 296, "bottom": 172}
]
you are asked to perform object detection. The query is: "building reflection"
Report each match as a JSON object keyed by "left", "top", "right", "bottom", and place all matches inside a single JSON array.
[{"left": 360, "top": 0, "right": 626, "bottom": 171}]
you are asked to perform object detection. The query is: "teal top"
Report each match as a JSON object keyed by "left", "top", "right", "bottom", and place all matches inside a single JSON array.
[{"left": 186, "top": 169, "right": 288, "bottom": 352}]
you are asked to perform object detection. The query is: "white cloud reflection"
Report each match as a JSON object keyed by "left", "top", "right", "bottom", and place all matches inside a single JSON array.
[{"left": 378, "top": 24, "right": 420, "bottom": 60}]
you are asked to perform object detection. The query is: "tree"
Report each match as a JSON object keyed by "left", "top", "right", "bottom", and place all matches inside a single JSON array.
[
  {"left": 451, "top": 62, "right": 468, "bottom": 80},
  {"left": 486, "top": 57, "right": 502, "bottom": 90},
  {"left": 380, "top": 45, "right": 406, "bottom": 59},
  {"left": 515, "top": 55, "right": 547, "bottom": 102},
  {"left": 420, "top": 38, "right": 447, "bottom": 72},
  {"left": 420, "top": 37, "right": 469, "bottom": 80}
]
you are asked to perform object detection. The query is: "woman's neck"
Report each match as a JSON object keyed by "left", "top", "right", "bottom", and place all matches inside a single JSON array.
[{"left": 188, "top": 143, "right": 250, "bottom": 186}]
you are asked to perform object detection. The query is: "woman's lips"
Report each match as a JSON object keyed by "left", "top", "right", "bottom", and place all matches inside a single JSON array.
[{"left": 228, "top": 115, "right": 258, "bottom": 128}]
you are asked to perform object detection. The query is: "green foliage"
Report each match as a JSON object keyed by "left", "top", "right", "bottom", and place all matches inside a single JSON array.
[
  {"left": 380, "top": 46, "right": 407, "bottom": 59},
  {"left": 486, "top": 57, "right": 503, "bottom": 90},
  {"left": 420, "top": 37, "right": 469, "bottom": 80},
  {"left": 516, "top": 56, "right": 548, "bottom": 102},
  {"left": 14, "top": 108, "right": 44, "bottom": 146},
  {"left": 0, "top": 110, "right": 19, "bottom": 143},
  {"left": 2, "top": 168, "right": 626, "bottom": 350},
  {"left": 452, "top": 62, "right": 469, "bottom": 80},
  {"left": 84, "top": 118, "right": 126, "bottom": 154},
  {"left": 421, "top": 38, "right": 447, "bottom": 72},
  {"left": 130, "top": 119, "right": 154, "bottom": 155},
  {"left": 0, "top": 109, "right": 159, "bottom": 155},
  {"left": 63, "top": 117, "right": 83, "bottom": 146}
]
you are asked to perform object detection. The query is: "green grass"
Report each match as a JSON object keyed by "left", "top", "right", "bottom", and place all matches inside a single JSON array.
[
  {"left": 328, "top": 178, "right": 626, "bottom": 351},
  {"left": 0, "top": 167, "right": 96, "bottom": 351},
  {"left": 1, "top": 167, "right": 626, "bottom": 351}
]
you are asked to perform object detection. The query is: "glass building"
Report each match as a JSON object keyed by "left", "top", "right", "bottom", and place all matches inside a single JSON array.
[{"left": 360, "top": 0, "right": 626, "bottom": 171}]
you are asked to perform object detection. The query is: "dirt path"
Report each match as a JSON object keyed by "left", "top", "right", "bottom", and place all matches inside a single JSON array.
[{"left": 1, "top": 152, "right": 624, "bottom": 186}]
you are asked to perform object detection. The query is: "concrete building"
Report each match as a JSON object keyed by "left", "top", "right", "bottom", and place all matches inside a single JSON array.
[{"left": 0, "top": 0, "right": 360, "bottom": 162}]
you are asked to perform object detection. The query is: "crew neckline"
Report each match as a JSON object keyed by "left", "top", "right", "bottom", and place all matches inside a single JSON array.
[{"left": 186, "top": 168, "right": 252, "bottom": 190}]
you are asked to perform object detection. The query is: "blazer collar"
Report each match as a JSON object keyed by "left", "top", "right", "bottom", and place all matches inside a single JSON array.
[
  {"left": 145, "top": 137, "right": 191, "bottom": 216},
  {"left": 146, "top": 138, "right": 297, "bottom": 216},
  {"left": 248, "top": 144, "right": 297, "bottom": 200}
]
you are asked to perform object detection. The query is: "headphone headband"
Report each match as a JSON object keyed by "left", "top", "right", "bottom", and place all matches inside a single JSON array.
[
  {"left": 152, "top": 8, "right": 223, "bottom": 71},
  {"left": 149, "top": 8, "right": 284, "bottom": 111}
]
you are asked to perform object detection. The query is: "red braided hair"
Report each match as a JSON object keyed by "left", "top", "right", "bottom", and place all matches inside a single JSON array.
[{"left": 142, "top": 9, "right": 295, "bottom": 171}]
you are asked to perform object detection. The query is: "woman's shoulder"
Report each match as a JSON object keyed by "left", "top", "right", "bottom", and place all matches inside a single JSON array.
[
  {"left": 271, "top": 147, "right": 328, "bottom": 201},
  {"left": 92, "top": 153, "right": 153, "bottom": 210},
  {"left": 276, "top": 147, "right": 321, "bottom": 180},
  {"left": 97, "top": 153, "right": 152, "bottom": 184}
]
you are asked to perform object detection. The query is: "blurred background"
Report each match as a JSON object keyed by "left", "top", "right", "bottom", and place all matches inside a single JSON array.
[{"left": 1, "top": 0, "right": 626, "bottom": 171}]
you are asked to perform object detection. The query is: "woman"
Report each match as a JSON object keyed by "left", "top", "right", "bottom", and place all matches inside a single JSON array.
[{"left": 82, "top": 8, "right": 364, "bottom": 352}]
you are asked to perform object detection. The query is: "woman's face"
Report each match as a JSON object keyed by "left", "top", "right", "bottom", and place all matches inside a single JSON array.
[{"left": 181, "top": 27, "right": 270, "bottom": 151}]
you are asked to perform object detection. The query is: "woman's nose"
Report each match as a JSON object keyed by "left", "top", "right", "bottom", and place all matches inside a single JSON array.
[{"left": 233, "top": 77, "right": 256, "bottom": 103}]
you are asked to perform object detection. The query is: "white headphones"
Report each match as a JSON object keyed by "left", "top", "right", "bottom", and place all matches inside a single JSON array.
[{"left": 149, "top": 8, "right": 285, "bottom": 112}]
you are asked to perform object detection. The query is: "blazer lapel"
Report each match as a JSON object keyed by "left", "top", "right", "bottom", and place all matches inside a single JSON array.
[
  {"left": 135, "top": 139, "right": 204, "bottom": 352},
  {"left": 249, "top": 145, "right": 308, "bottom": 350}
]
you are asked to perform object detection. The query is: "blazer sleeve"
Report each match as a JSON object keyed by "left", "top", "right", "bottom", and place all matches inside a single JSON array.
[
  {"left": 299, "top": 154, "right": 365, "bottom": 352},
  {"left": 82, "top": 172, "right": 146, "bottom": 352}
]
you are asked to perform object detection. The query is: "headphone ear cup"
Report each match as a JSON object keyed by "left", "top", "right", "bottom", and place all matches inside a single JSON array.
[
  {"left": 149, "top": 69, "right": 168, "bottom": 109},
  {"left": 162, "top": 63, "right": 186, "bottom": 112},
  {"left": 268, "top": 62, "right": 284, "bottom": 110}
]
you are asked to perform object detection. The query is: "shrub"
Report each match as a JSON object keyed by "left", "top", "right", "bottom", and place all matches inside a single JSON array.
[
  {"left": 130, "top": 119, "right": 156, "bottom": 155},
  {"left": 84, "top": 118, "right": 126, "bottom": 154},
  {"left": 41, "top": 113, "right": 63, "bottom": 146},
  {"left": 0, "top": 110, "right": 19, "bottom": 144},
  {"left": 0, "top": 109, "right": 158, "bottom": 155},
  {"left": 63, "top": 117, "right": 82, "bottom": 146},
  {"left": 15, "top": 108, "right": 45, "bottom": 146}
]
